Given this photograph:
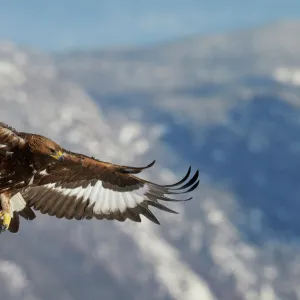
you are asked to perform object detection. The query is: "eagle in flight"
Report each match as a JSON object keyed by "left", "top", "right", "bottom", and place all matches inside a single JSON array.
[{"left": 0, "top": 122, "right": 199, "bottom": 233}]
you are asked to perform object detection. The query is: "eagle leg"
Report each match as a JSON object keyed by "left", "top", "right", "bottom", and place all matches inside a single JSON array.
[{"left": 0, "top": 193, "right": 11, "bottom": 232}]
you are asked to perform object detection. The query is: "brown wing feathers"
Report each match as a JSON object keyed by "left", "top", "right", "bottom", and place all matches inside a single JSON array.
[
  {"left": 116, "top": 160, "right": 156, "bottom": 174},
  {"left": 20, "top": 159, "right": 199, "bottom": 225},
  {"left": 0, "top": 122, "right": 25, "bottom": 148},
  {"left": 62, "top": 150, "right": 156, "bottom": 174}
]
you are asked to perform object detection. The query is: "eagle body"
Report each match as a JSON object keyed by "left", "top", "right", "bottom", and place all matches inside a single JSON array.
[
  {"left": 0, "top": 143, "right": 54, "bottom": 191},
  {"left": 0, "top": 122, "right": 199, "bottom": 233}
]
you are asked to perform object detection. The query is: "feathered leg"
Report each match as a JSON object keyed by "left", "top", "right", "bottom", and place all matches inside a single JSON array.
[{"left": 0, "top": 192, "right": 11, "bottom": 232}]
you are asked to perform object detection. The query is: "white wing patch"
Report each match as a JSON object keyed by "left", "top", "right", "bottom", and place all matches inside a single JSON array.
[
  {"left": 44, "top": 180, "right": 149, "bottom": 215},
  {"left": 10, "top": 192, "right": 27, "bottom": 216}
]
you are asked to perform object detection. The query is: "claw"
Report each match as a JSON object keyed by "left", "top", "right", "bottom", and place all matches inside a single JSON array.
[
  {"left": 0, "top": 224, "right": 8, "bottom": 232},
  {"left": 0, "top": 212, "right": 11, "bottom": 233}
]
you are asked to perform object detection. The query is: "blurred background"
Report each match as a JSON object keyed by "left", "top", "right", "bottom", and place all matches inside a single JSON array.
[{"left": 0, "top": 1, "right": 300, "bottom": 300}]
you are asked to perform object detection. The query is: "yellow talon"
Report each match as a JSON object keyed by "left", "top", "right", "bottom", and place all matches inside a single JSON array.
[{"left": 0, "top": 212, "right": 11, "bottom": 232}]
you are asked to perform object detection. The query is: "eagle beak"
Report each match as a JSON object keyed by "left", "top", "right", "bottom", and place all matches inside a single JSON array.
[{"left": 51, "top": 150, "right": 64, "bottom": 161}]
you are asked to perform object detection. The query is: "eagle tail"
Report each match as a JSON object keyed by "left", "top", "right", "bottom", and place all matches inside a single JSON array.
[
  {"left": 8, "top": 211, "right": 19, "bottom": 233},
  {"left": 19, "top": 206, "right": 36, "bottom": 220}
]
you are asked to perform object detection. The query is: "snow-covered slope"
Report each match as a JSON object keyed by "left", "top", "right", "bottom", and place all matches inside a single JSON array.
[
  {"left": 0, "top": 42, "right": 217, "bottom": 300},
  {"left": 1, "top": 21, "right": 300, "bottom": 300}
]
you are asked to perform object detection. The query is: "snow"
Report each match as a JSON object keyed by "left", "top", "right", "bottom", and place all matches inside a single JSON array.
[
  {"left": 273, "top": 67, "right": 300, "bottom": 86},
  {"left": 121, "top": 222, "right": 216, "bottom": 300},
  {"left": 2, "top": 21, "right": 300, "bottom": 299}
]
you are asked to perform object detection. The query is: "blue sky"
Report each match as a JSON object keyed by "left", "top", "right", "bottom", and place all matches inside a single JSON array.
[{"left": 0, "top": 0, "right": 299, "bottom": 52}]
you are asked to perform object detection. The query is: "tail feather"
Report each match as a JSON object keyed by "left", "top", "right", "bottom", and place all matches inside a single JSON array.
[
  {"left": 8, "top": 212, "right": 19, "bottom": 233},
  {"left": 19, "top": 206, "right": 36, "bottom": 220}
]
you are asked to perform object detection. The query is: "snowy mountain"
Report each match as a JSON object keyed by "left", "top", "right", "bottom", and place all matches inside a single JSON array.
[{"left": 1, "top": 21, "right": 300, "bottom": 300}]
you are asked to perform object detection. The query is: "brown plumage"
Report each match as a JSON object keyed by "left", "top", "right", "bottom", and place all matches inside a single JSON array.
[{"left": 0, "top": 122, "right": 200, "bottom": 233}]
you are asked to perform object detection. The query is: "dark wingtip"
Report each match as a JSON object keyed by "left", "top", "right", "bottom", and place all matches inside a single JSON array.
[
  {"left": 149, "top": 160, "right": 156, "bottom": 167},
  {"left": 165, "top": 169, "right": 200, "bottom": 195},
  {"left": 122, "top": 160, "right": 156, "bottom": 174},
  {"left": 147, "top": 201, "right": 179, "bottom": 214},
  {"left": 140, "top": 160, "right": 156, "bottom": 169},
  {"left": 157, "top": 195, "right": 193, "bottom": 202},
  {"left": 175, "top": 169, "right": 199, "bottom": 191},
  {"left": 138, "top": 203, "right": 161, "bottom": 224},
  {"left": 163, "top": 166, "right": 192, "bottom": 188},
  {"left": 153, "top": 219, "right": 161, "bottom": 225},
  {"left": 186, "top": 179, "right": 200, "bottom": 193},
  {"left": 185, "top": 196, "right": 193, "bottom": 202}
]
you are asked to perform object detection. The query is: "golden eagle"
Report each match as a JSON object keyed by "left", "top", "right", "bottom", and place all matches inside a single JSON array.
[{"left": 0, "top": 122, "right": 199, "bottom": 233}]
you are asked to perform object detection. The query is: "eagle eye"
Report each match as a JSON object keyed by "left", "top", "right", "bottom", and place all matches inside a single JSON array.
[{"left": 49, "top": 147, "right": 56, "bottom": 154}]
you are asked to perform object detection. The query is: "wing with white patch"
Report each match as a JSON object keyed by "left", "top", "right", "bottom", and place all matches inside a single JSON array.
[{"left": 19, "top": 167, "right": 199, "bottom": 224}]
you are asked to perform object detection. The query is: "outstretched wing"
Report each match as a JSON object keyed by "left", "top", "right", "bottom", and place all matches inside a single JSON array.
[
  {"left": 0, "top": 122, "right": 25, "bottom": 149},
  {"left": 19, "top": 151, "right": 200, "bottom": 224}
]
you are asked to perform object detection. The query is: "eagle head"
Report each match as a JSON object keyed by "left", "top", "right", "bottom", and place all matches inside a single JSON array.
[{"left": 28, "top": 135, "right": 64, "bottom": 161}]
